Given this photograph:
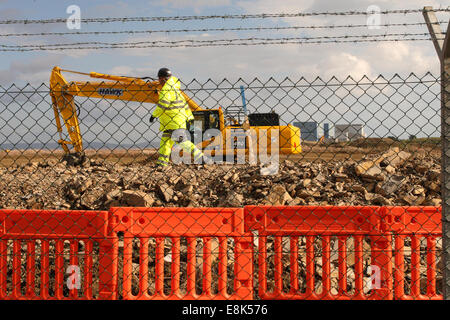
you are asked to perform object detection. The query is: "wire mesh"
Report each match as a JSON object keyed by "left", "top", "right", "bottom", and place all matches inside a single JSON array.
[{"left": 0, "top": 70, "right": 446, "bottom": 300}]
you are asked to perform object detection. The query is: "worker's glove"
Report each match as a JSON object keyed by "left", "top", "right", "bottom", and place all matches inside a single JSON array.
[{"left": 150, "top": 116, "right": 156, "bottom": 123}]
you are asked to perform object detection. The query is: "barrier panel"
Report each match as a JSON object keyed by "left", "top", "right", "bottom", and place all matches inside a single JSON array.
[
  {"left": 245, "top": 205, "right": 394, "bottom": 300},
  {"left": 109, "top": 207, "right": 253, "bottom": 300},
  {"left": 0, "top": 206, "right": 443, "bottom": 300},
  {"left": 0, "top": 209, "right": 116, "bottom": 300},
  {"left": 382, "top": 206, "right": 442, "bottom": 300}
]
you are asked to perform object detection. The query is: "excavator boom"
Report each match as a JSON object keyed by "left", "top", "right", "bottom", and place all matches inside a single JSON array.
[
  {"left": 50, "top": 66, "right": 202, "bottom": 154},
  {"left": 49, "top": 66, "right": 301, "bottom": 158}
]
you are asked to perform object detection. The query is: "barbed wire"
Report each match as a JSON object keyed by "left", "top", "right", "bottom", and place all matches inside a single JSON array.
[
  {"left": 1, "top": 8, "right": 449, "bottom": 25},
  {"left": 0, "top": 78, "right": 441, "bottom": 94},
  {"left": 0, "top": 37, "right": 432, "bottom": 51},
  {"left": 0, "top": 21, "right": 447, "bottom": 37},
  {"left": 0, "top": 33, "right": 435, "bottom": 49}
]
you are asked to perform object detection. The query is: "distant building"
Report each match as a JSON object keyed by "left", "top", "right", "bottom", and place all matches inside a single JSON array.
[
  {"left": 334, "top": 124, "right": 366, "bottom": 141},
  {"left": 293, "top": 122, "right": 329, "bottom": 141},
  {"left": 323, "top": 123, "right": 329, "bottom": 139},
  {"left": 293, "top": 122, "right": 318, "bottom": 141}
]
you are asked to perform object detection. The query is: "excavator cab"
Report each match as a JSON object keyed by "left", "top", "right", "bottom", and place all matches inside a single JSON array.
[{"left": 188, "top": 110, "right": 221, "bottom": 143}]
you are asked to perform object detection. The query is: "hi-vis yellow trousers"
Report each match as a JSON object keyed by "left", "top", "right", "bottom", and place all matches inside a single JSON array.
[{"left": 156, "top": 130, "right": 204, "bottom": 166}]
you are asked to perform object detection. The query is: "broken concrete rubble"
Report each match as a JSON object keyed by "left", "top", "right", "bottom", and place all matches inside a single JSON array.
[{"left": 0, "top": 147, "right": 441, "bottom": 210}]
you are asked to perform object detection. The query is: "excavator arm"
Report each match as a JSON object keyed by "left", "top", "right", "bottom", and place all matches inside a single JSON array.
[{"left": 49, "top": 66, "right": 202, "bottom": 154}]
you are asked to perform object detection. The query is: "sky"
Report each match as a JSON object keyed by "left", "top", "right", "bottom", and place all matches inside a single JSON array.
[
  {"left": 0, "top": 0, "right": 449, "bottom": 84},
  {"left": 0, "top": 0, "right": 449, "bottom": 148}
]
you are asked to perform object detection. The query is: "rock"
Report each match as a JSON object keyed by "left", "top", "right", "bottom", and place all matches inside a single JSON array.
[
  {"left": 80, "top": 188, "right": 105, "bottom": 209},
  {"left": 122, "top": 190, "right": 154, "bottom": 207},
  {"left": 352, "top": 185, "right": 366, "bottom": 193},
  {"left": 107, "top": 189, "right": 122, "bottom": 200},
  {"left": 47, "top": 158, "right": 58, "bottom": 166},
  {"left": 288, "top": 197, "right": 306, "bottom": 205},
  {"left": 427, "top": 169, "right": 440, "bottom": 181},
  {"left": 356, "top": 161, "right": 382, "bottom": 179},
  {"left": 364, "top": 192, "right": 376, "bottom": 201},
  {"left": 157, "top": 184, "right": 174, "bottom": 202},
  {"left": 105, "top": 199, "right": 121, "bottom": 208},
  {"left": 380, "top": 175, "right": 406, "bottom": 195},
  {"left": 412, "top": 185, "right": 425, "bottom": 195},
  {"left": 429, "top": 198, "right": 441, "bottom": 206},
  {"left": 385, "top": 165, "right": 395, "bottom": 174},
  {"left": 372, "top": 195, "right": 392, "bottom": 205},
  {"left": 314, "top": 173, "right": 327, "bottom": 184},
  {"left": 402, "top": 194, "right": 426, "bottom": 206},
  {"left": 380, "top": 149, "right": 411, "bottom": 167},
  {"left": 355, "top": 160, "right": 376, "bottom": 175},
  {"left": 333, "top": 173, "right": 348, "bottom": 181},
  {"left": 182, "top": 185, "right": 193, "bottom": 194},
  {"left": 426, "top": 181, "right": 440, "bottom": 192},
  {"left": 225, "top": 191, "right": 244, "bottom": 207},
  {"left": 301, "top": 179, "right": 312, "bottom": 187},
  {"left": 415, "top": 164, "right": 430, "bottom": 174},
  {"left": 297, "top": 189, "right": 321, "bottom": 199},
  {"left": 284, "top": 160, "right": 295, "bottom": 169},
  {"left": 335, "top": 182, "right": 344, "bottom": 193},
  {"left": 91, "top": 166, "right": 109, "bottom": 173},
  {"left": 80, "top": 179, "right": 92, "bottom": 193},
  {"left": 267, "top": 185, "right": 293, "bottom": 206}
]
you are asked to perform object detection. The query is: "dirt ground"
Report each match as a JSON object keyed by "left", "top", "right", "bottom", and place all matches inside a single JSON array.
[{"left": 0, "top": 138, "right": 441, "bottom": 167}]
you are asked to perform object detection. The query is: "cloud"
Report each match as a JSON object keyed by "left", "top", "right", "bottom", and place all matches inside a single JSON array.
[
  {"left": 155, "top": 0, "right": 232, "bottom": 8},
  {"left": 0, "top": 0, "right": 444, "bottom": 87},
  {"left": 318, "top": 52, "right": 373, "bottom": 79},
  {"left": 0, "top": 55, "right": 64, "bottom": 85},
  {"left": 108, "top": 65, "right": 157, "bottom": 78},
  {"left": 236, "top": 0, "right": 314, "bottom": 13},
  {"left": 87, "top": 1, "right": 141, "bottom": 17}
]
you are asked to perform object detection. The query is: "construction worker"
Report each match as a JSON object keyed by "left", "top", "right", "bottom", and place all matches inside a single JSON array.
[{"left": 150, "top": 67, "right": 205, "bottom": 167}]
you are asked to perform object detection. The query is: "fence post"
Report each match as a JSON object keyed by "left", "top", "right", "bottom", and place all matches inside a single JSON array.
[{"left": 441, "top": 19, "right": 450, "bottom": 300}]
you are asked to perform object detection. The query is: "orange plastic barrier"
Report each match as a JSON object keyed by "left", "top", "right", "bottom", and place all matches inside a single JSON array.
[
  {"left": 382, "top": 206, "right": 442, "bottom": 300},
  {"left": 109, "top": 207, "right": 253, "bottom": 300},
  {"left": 0, "top": 206, "right": 443, "bottom": 300},
  {"left": 245, "top": 205, "right": 393, "bottom": 300},
  {"left": 0, "top": 209, "right": 116, "bottom": 300}
]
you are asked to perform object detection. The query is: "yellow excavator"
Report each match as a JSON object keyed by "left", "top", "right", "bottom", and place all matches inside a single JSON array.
[{"left": 50, "top": 66, "right": 301, "bottom": 162}]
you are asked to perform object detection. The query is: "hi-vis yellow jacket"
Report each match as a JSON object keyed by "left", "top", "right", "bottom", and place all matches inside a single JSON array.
[{"left": 152, "top": 76, "right": 194, "bottom": 131}]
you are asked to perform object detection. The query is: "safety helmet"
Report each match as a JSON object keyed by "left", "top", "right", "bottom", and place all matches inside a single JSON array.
[{"left": 157, "top": 67, "right": 172, "bottom": 79}]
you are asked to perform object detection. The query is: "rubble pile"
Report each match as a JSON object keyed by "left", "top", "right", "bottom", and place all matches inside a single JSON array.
[
  {"left": 0, "top": 147, "right": 441, "bottom": 210},
  {"left": 0, "top": 146, "right": 442, "bottom": 296}
]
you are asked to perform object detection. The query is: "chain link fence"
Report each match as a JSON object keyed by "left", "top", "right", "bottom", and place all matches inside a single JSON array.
[{"left": 0, "top": 70, "right": 445, "bottom": 299}]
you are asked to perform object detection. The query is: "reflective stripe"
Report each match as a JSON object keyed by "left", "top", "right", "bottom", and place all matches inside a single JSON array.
[
  {"left": 157, "top": 157, "right": 170, "bottom": 163},
  {"left": 158, "top": 104, "right": 186, "bottom": 111},
  {"left": 158, "top": 153, "right": 169, "bottom": 159},
  {"left": 159, "top": 100, "right": 185, "bottom": 107},
  {"left": 156, "top": 161, "right": 168, "bottom": 167}
]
